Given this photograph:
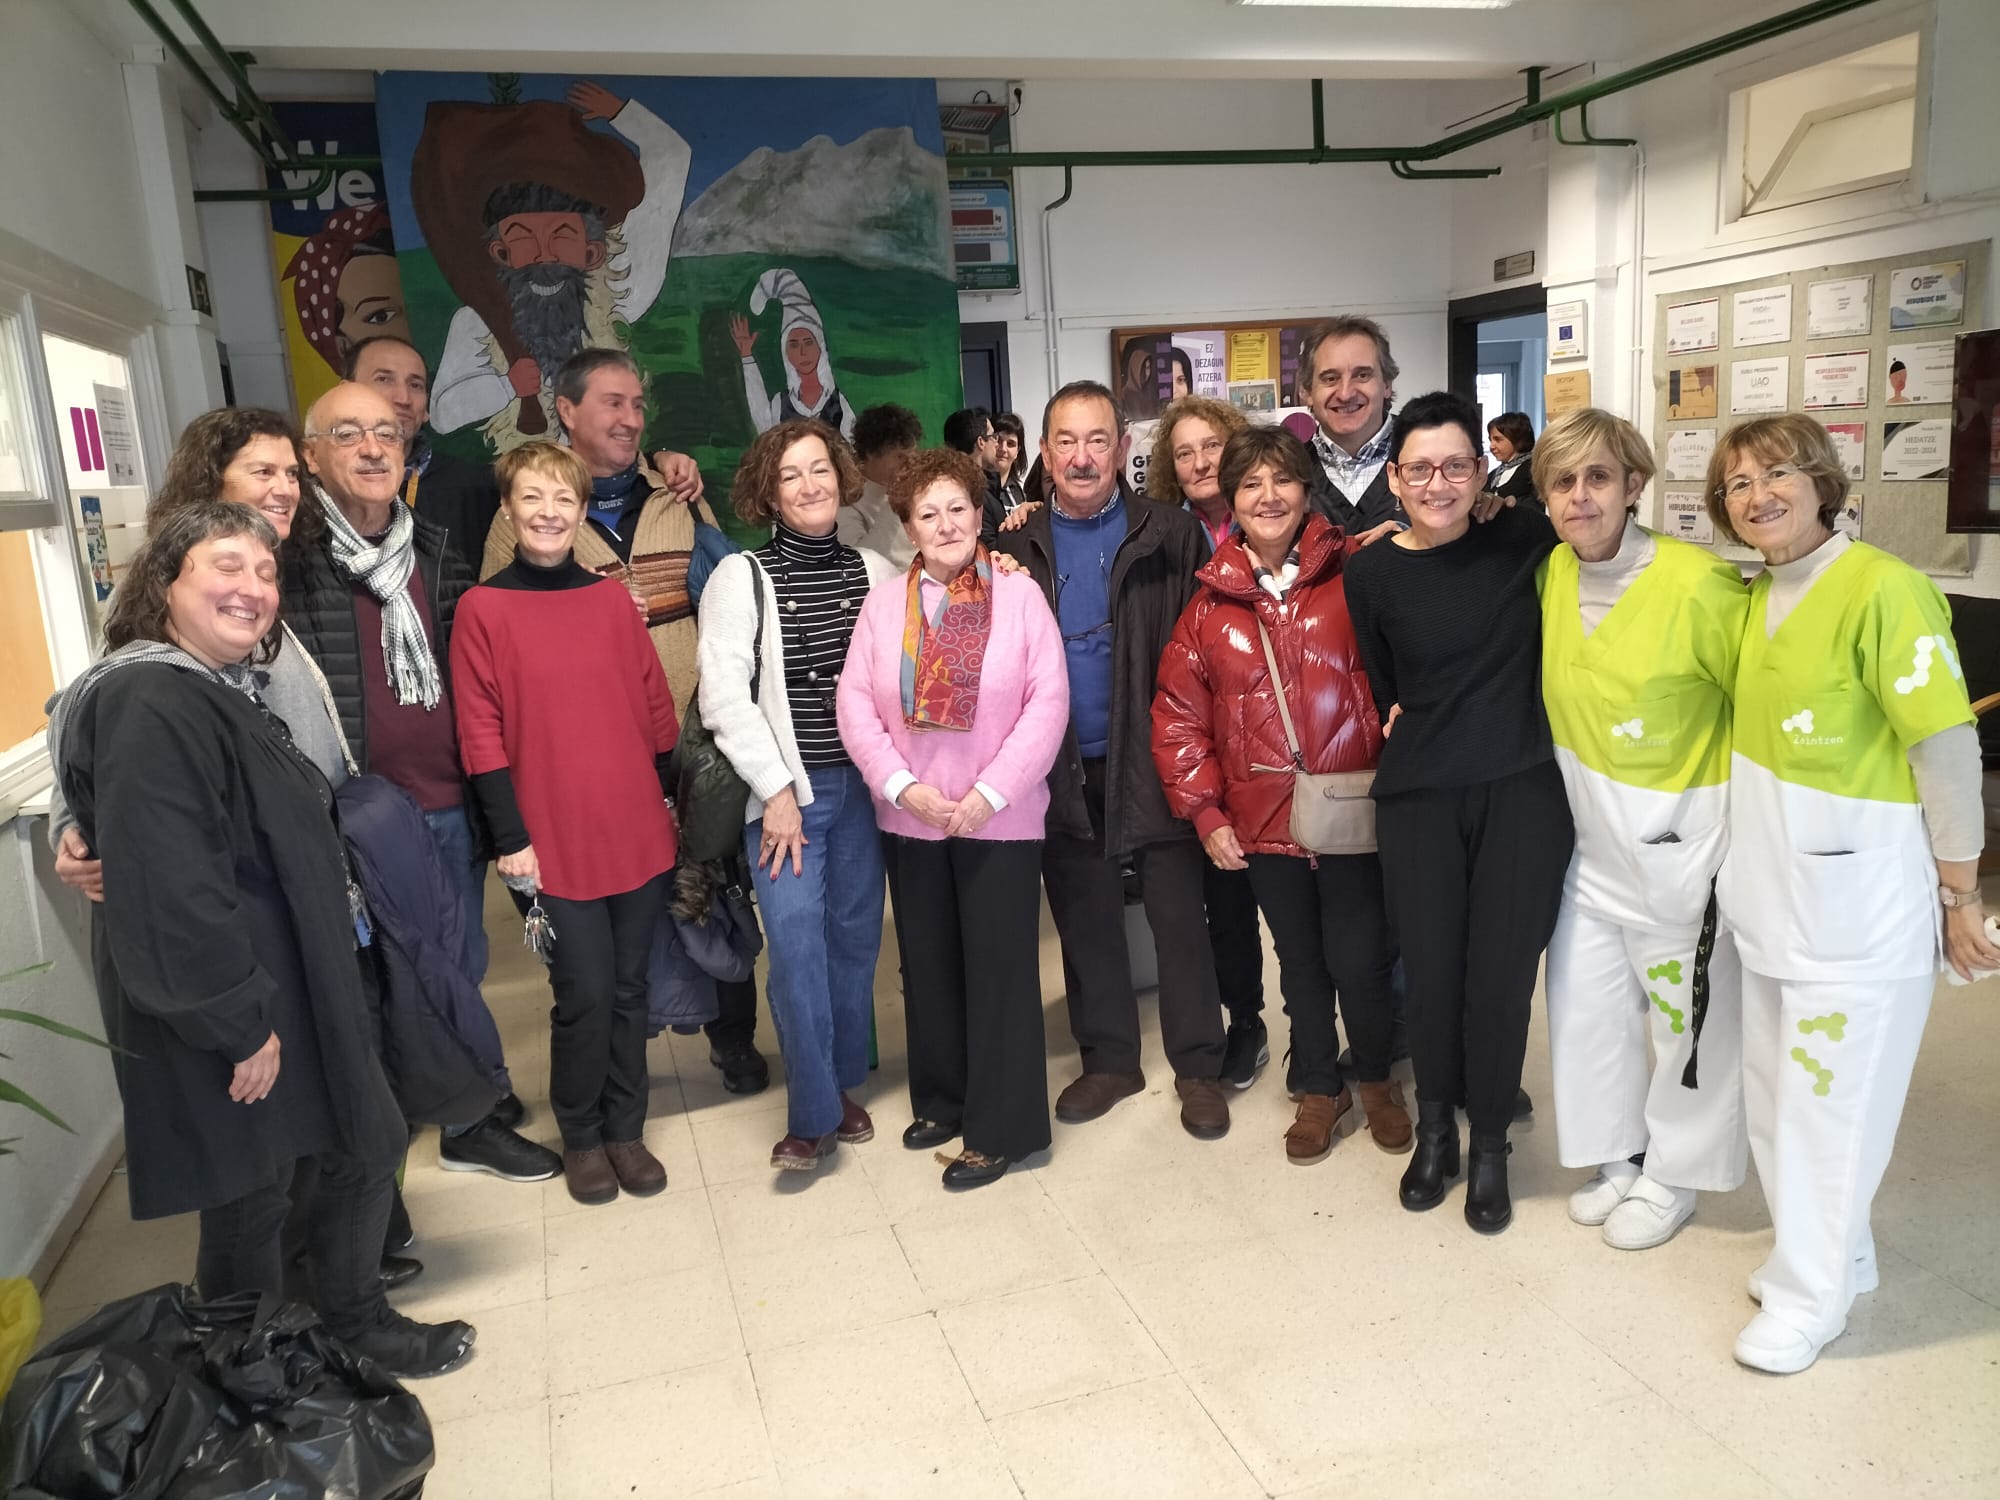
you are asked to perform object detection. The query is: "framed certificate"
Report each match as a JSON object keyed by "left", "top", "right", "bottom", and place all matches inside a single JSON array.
[
  {"left": 1801, "top": 350, "right": 1870, "bottom": 410},
  {"left": 1731, "top": 287, "right": 1792, "bottom": 347}
]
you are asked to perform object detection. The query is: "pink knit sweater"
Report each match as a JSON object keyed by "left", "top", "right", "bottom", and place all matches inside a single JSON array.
[{"left": 835, "top": 566, "right": 1070, "bottom": 843}]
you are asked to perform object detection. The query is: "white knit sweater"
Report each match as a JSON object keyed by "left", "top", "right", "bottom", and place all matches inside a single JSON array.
[{"left": 696, "top": 546, "right": 893, "bottom": 821}]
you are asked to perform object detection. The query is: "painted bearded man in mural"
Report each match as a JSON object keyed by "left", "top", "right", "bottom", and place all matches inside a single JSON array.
[{"left": 413, "top": 81, "right": 690, "bottom": 449}]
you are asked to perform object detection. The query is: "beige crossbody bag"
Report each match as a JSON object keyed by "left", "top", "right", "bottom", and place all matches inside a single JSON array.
[{"left": 1254, "top": 618, "right": 1378, "bottom": 855}]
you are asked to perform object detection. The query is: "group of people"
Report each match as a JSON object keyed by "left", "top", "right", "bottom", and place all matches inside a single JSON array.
[{"left": 48, "top": 310, "right": 1984, "bottom": 1380}]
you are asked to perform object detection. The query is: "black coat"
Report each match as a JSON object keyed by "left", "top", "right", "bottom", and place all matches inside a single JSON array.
[
  {"left": 61, "top": 664, "right": 405, "bottom": 1220},
  {"left": 413, "top": 446, "right": 501, "bottom": 579},
  {"left": 1488, "top": 457, "right": 1541, "bottom": 510},
  {"left": 1010, "top": 485, "right": 1206, "bottom": 857}
]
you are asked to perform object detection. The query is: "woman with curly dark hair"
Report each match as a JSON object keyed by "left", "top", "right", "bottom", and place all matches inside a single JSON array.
[
  {"left": 697, "top": 418, "right": 895, "bottom": 1172},
  {"left": 147, "top": 407, "right": 314, "bottom": 537}
]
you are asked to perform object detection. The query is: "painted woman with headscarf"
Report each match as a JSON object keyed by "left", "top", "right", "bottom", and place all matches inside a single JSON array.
[{"left": 732, "top": 267, "right": 856, "bottom": 441}]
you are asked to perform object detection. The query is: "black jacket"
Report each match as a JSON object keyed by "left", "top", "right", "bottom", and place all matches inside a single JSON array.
[
  {"left": 62, "top": 664, "right": 405, "bottom": 1219},
  {"left": 1010, "top": 485, "right": 1206, "bottom": 856},
  {"left": 1306, "top": 460, "right": 1403, "bottom": 534},
  {"left": 412, "top": 445, "right": 501, "bottom": 579},
  {"left": 1488, "top": 457, "right": 1541, "bottom": 510}
]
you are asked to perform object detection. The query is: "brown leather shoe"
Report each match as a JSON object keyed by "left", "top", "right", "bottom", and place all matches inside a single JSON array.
[
  {"left": 837, "top": 1093, "right": 874, "bottom": 1144},
  {"left": 1357, "top": 1079, "right": 1414, "bottom": 1154},
  {"left": 771, "top": 1132, "right": 837, "bottom": 1171},
  {"left": 604, "top": 1138, "right": 668, "bottom": 1196},
  {"left": 1285, "top": 1089, "right": 1356, "bottom": 1165},
  {"left": 562, "top": 1146, "right": 620, "bottom": 1205},
  {"left": 1175, "top": 1078, "right": 1231, "bottom": 1140},
  {"left": 1055, "top": 1070, "right": 1146, "bottom": 1124}
]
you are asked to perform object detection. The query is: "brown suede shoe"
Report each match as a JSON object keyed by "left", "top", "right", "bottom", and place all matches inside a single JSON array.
[
  {"left": 837, "top": 1093, "right": 874, "bottom": 1144},
  {"left": 771, "top": 1132, "right": 837, "bottom": 1171},
  {"left": 1284, "top": 1089, "right": 1356, "bottom": 1165},
  {"left": 562, "top": 1146, "right": 620, "bottom": 1205},
  {"left": 1175, "top": 1078, "right": 1231, "bottom": 1140},
  {"left": 1357, "top": 1079, "right": 1414, "bottom": 1154},
  {"left": 604, "top": 1139, "right": 668, "bottom": 1196},
  {"left": 1055, "top": 1070, "right": 1146, "bottom": 1124}
]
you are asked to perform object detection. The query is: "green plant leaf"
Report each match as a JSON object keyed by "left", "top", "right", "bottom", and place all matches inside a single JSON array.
[
  {"left": 0, "top": 963, "right": 54, "bottom": 984},
  {"left": 0, "top": 1010, "right": 110, "bottom": 1048},
  {"left": 0, "top": 1080, "right": 74, "bottom": 1134}
]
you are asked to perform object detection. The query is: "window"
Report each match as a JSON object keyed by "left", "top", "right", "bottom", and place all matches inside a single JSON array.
[{"left": 1736, "top": 33, "right": 1918, "bottom": 218}]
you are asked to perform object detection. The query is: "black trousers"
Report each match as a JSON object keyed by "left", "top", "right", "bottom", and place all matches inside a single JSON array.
[
  {"left": 1040, "top": 758, "right": 1225, "bottom": 1080},
  {"left": 541, "top": 873, "right": 667, "bottom": 1150},
  {"left": 1204, "top": 860, "right": 1265, "bottom": 1022},
  {"left": 892, "top": 836, "right": 1051, "bottom": 1160},
  {"left": 1245, "top": 851, "right": 1396, "bottom": 1096},
  {"left": 706, "top": 856, "right": 761, "bottom": 1050},
  {"left": 200, "top": 1149, "right": 394, "bottom": 1339},
  {"left": 1374, "top": 760, "right": 1573, "bottom": 1137}
]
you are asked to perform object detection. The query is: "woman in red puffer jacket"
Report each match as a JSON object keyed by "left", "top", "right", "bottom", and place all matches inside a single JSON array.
[{"left": 1152, "top": 426, "right": 1406, "bottom": 1166}]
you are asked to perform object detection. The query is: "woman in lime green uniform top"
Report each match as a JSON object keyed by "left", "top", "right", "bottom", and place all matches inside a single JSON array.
[
  {"left": 1706, "top": 414, "right": 2000, "bottom": 1374},
  {"left": 1535, "top": 410, "right": 1751, "bottom": 1258}
]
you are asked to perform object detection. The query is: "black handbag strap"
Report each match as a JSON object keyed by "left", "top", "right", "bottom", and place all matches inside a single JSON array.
[{"left": 745, "top": 554, "right": 767, "bottom": 704}]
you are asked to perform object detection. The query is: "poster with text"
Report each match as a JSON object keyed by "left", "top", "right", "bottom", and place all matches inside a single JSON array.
[
  {"left": 1802, "top": 350, "right": 1869, "bottom": 409},
  {"left": 1885, "top": 341, "right": 1953, "bottom": 405},
  {"left": 1729, "top": 357, "right": 1787, "bottom": 415},
  {"left": 1731, "top": 286, "right": 1792, "bottom": 347},
  {"left": 1663, "top": 493, "right": 1714, "bottom": 543},
  {"left": 1882, "top": 420, "right": 1950, "bottom": 481},
  {"left": 941, "top": 97, "right": 1017, "bottom": 291},
  {"left": 1805, "top": 275, "right": 1871, "bottom": 340},
  {"left": 1823, "top": 422, "right": 1865, "bottom": 481},
  {"left": 1834, "top": 493, "right": 1863, "bottom": 540},
  {"left": 1666, "top": 298, "right": 1721, "bottom": 354},
  {"left": 267, "top": 100, "right": 404, "bottom": 415},
  {"left": 1888, "top": 261, "right": 1965, "bottom": 331},
  {"left": 375, "top": 72, "right": 960, "bottom": 538},
  {"left": 1666, "top": 365, "right": 1718, "bottom": 419},
  {"left": 1664, "top": 428, "right": 1717, "bottom": 483}
]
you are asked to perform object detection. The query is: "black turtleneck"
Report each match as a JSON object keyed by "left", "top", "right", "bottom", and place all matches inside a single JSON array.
[
  {"left": 489, "top": 551, "right": 599, "bottom": 592},
  {"left": 758, "top": 521, "right": 866, "bottom": 769}
]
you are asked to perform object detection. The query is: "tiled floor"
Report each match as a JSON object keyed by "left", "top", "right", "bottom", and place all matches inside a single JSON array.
[{"left": 37, "top": 885, "right": 2000, "bottom": 1499}]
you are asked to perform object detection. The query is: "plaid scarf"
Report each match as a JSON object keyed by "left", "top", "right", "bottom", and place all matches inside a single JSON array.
[
  {"left": 316, "top": 486, "right": 441, "bottom": 710},
  {"left": 899, "top": 548, "right": 993, "bottom": 732}
]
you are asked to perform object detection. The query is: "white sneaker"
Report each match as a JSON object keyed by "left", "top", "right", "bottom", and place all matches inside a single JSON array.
[
  {"left": 1602, "top": 1175, "right": 1696, "bottom": 1250},
  {"left": 1746, "top": 1250, "right": 1879, "bottom": 1304},
  {"left": 1733, "top": 1309, "right": 1838, "bottom": 1374},
  {"left": 1566, "top": 1161, "right": 1641, "bottom": 1226}
]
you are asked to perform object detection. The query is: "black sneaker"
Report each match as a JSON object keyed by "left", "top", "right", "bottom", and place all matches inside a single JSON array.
[
  {"left": 1220, "top": 1017, "right": 1270, "bottom": 1090},
  {"left": 344, "top": 1312, "right": 476, "bottom": 1379},
  {"left": 490, "top": 1092, "right": 527, "bottom": 1130},
  {"left": 709, "top": 1039, "right": 771, "bottom": 1096},
  {"left": 438, "top": 1117, "right": 562, "bottom": 1182},
  {"left": 379, "top": 1254, "right": 423, "bottom": 1292}
]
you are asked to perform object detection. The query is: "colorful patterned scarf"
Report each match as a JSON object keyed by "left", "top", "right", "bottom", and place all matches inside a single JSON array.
[{"left": 899, "top": 548, "right": 993, "bottom": 732}]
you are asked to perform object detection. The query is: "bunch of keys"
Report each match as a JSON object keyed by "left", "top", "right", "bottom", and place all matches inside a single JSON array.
[{"left": 523, "top": 899, "right": 557, "bottom": 967}]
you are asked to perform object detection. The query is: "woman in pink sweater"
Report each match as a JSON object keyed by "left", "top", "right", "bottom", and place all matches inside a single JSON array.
[{"left": 836, "top": 448, "right": 1069, "bottom": 1188}]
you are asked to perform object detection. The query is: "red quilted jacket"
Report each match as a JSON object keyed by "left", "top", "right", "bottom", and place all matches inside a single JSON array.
[{"left": 1151, "top": 514, "right": 1384, "bottom": 856}]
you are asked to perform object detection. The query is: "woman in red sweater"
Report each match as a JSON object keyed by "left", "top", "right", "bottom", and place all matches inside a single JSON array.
[{"left": 452, "top": 441, "right": 680, "bottom": 1207}]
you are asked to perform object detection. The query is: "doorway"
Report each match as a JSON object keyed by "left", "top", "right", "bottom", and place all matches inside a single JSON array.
[
  {"left": 959, "top": 321, "right": 1012, "bottom": 418},
  {"left": 1447, "top": 286, "right": 1548, "bottom": 444}
]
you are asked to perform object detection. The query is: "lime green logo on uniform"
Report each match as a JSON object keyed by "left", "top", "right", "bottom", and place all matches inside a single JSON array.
[
  {"left": 1798, "top": 1012, "right": 1847, "bottom": 1042},
  {"left": 1789, "top": 1047, "right": 1834, "bottom": 1095},
  {"left": 1650, "top": 992, "right": 1686, "bottom": 1033},
  {"left": 1895, "top": 635, "right": 1961, "bottom": 695},
  {"left": 1646, "top": 960, "right": 1684, "bottom": 985},
  {"left": 1610, "top": 717, "right": 1644, "bottom": 739}
]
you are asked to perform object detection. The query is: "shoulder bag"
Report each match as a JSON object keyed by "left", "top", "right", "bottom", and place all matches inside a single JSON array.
[
  {"left": 673, "top": 555, "right": 766, "bottom": 865},
  {"left": 1255, "top": 616, "right": 1377, "bottom": 855}
]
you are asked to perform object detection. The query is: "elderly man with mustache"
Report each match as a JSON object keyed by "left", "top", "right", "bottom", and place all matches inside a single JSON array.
[{"left": 1005, "top": 381, "right": 1233, "bottom": 1142}]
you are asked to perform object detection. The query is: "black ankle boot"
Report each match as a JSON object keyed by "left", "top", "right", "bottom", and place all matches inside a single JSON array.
[
  {"left": 1399, "top": 1100, "right": 1460, "bottom": 1211},
  {"left": 1464, "top": 1132, "right": 1513, "bottom": 1233}
]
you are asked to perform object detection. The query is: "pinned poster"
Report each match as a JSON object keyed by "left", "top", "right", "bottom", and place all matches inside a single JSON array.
[
  {"left": 93, "top": 384, "right": 141, "bottom": 486},
  {"left": 1805, "top": 275, "right": 1871, "bottom": 339},
  {"left": 1170, "top": 330, "right": 1229, "bottom": 400},
  {"left": 1664, "top": 428, "right": 1717, "bottom": 483},
  {"left": 1884, "top": 341, "right": 1953, "bottom": 405},
  {"left": 1888, "top": 260, "right": 1965, "bottom": 330},
  {"left": 1802, "top": 349, "right": 1869, "bottom": 409},
  {"left": 1226, "top": 329, "right": 1271, "bottom": 382},
  {"left": 1544, "top": 368, "right": 1591, "bottom": 416},
  {"left": 1834, "top": 493, "right": 1863, "bottom": 540},
  {"left": 1881, "top": 420, "right": 1950, "bottom": 481},
  {"left": 1731, "top": 286, "right": 1792, "bottom": 347},
  {"left": 1823, "top": 422, "right": 1865, "bottom": 480},
  {"left": 1666, "top": 365, "right": 1718, "bottom": 419},
  {"left": 77, "top": 494, "right": 113, "bottom": 601},
  {"left": 1730, "top": 357, "right": 1788, "bottom": 414},
  {"left": 1663, "top": 493, "right": 1714, "bottom": 543},
  {"left": 1665, "top": 298, "right": 1721, "bottom": 354}
]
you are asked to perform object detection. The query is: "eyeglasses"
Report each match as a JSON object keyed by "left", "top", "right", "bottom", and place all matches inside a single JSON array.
[
  {"left": 312, "top": 422, "right": 404, "bottom": 448},
  {"left": 1391, "top": 456, "right": 1479, "bottom": 486},
  {"left": 1717, "top": 464, "right": 1803, "bottom": 501}
]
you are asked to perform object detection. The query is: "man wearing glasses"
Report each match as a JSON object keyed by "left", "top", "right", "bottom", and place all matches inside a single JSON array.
[
  {"left": 1006, "top": 381, "right": 1232, "bottom": 1141},
  {"left": 283, "top": 380, "right": 563, "bottom": 1184}
]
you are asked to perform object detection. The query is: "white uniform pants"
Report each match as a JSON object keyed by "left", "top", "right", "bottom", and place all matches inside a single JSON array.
[
  {"left": 1741, "top": 967, "right": 1933, "bottom": 1343},
  {"left": 1546, "top": 899, "right": 1747, "bottom": 1191}
]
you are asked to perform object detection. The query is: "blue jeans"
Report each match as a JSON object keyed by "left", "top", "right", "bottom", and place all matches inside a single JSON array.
[
  {"left": 746, "top": 765, "right": 885, "bottom": 1139},
  {"left": 423, "top": 803, "right": 501, "bottom": 1131}
]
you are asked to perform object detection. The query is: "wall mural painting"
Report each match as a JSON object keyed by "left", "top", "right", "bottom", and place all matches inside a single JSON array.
[
  {"left": 266, "top": 101, "right": 408, "bottom": 415},
  {"left": 374, "top": 72, "right": 963, "bottom": 538}
]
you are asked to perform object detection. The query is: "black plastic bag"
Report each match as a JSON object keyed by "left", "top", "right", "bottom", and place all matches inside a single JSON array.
[{"left": 1, "top": 1284, "right": 432, "bottom": 1500}]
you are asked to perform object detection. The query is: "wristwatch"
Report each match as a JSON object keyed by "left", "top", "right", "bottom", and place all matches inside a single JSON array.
[{"left": 1939, "top": 883, "right": 1982, "bottom": 909}]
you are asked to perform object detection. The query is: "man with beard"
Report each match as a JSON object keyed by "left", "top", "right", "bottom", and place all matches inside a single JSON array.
[
  {"left": 283, "top": 381, "right": 564, "bottom": 1185},
  {"left": 1005, "top": 381, "right": 1232, "bottom": 1141},
  {"left": 419, "top": 82, "right": 690, "bottom": 449},
  {"left": 481, "top": 348, "right": 771, "bottom": 1095},
  {"left": 1295, "top": 316, "right": 1407, "bottom": 534}
]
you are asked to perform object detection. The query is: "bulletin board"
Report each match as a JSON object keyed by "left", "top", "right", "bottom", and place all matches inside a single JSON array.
[
  {"left": 1109, "top": 319, "right": 1323, "bottom": 425},
  {"left": 1650, "top": 238, "right": 1987, "bottom": 575}
]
